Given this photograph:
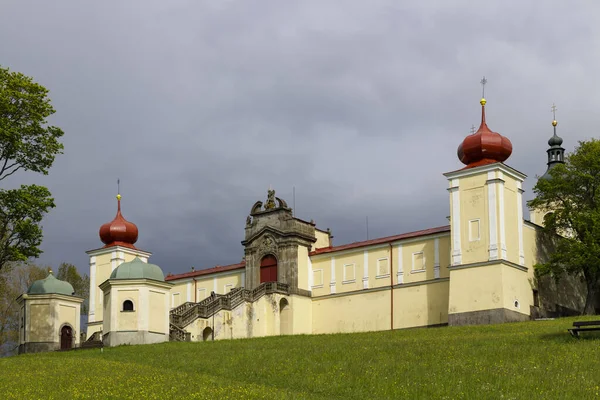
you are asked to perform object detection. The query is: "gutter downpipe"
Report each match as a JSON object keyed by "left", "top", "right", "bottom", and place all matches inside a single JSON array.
[{"left": 390, "top": 242, "right": 394, "bottom": 331}]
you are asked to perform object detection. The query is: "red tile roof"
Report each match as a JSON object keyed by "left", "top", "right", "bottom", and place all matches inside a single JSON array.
[
  {"left": 309, "top": 225, "right": 450, "bottom": 256},
  {"left": 165, "top": 261, "right": 245, "bottom": 282}
]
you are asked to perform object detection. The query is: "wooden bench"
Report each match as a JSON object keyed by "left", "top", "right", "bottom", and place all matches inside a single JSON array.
[{"left": 568, "top": 320, "right": 600, "bottom": 337}]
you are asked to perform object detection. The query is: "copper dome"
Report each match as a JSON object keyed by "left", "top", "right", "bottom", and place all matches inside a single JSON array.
[
  {"left": 99, "top": 195, "right": 138, "bottom": 249},
  {"left": 457, "top": 99, "right": 513, "bottom": 169}
]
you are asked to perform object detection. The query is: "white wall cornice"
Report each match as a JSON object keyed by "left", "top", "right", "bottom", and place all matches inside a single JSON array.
[
  {"left": 86, "top": 246, "right": 152, "bottom": 258},
  {"left": 444, "top": 163, "right": 527, "bottom": 182}
]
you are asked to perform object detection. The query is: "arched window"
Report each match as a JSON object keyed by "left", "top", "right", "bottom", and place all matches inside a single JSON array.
[{"left": 122, "top": 300, "right": 134, "bottom": 312}]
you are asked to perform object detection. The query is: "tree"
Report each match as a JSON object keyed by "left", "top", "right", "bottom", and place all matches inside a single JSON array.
[
  {"left": 0, "top": 262, "right": 47, "bottom": 356},
  {"left": 56, "top": 262, "right": 89, "bottom": 314},
  {"left": 0, "top": 65, "right": 64, "bottom": 272},
  {"left": 528, "top": 139, "right": 600, "bottom": 315}
]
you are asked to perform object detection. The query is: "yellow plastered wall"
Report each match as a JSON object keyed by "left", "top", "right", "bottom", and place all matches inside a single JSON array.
[
  {"left": 290, "top": 295, "right": 312, "bottom": 334},
  {"left": 25, "top": 297, "right": 81, "bottom": 344},
  {"left": 149, "top": 290, "right": 166, "bottom": 333},
  {"left": 117, "top": 289, "right": 139, "bottom": 331},
  {"left": 297, "top": 246, "right": 309, "bottom": 291},
  {"left": 402, "top": 240, "right": 436, "bottom": 284},
  {"left": 90, "top": 249, "right": 145, "bottom": 325},
  {"left": 312, "top": 290, "right": 391, "bottom": 334},
  {"left": 310, "top": 234, "right": 450, "bottom": 296},
  {"left": 313, "top": 230, "right": 330, "bottom": 251},
  {"left": 103, "top": 291, "right": 111, "bottom": 332},
  {"left": 309, "top": 256, "right": 330, "bottom": 297},
  {"left": 500, "top": 173, "right": 524, "bottom": 266},
  {"left": 393, "top": 281, "right": 449, "bottom": 329},
  {"left": 501, "top": 265, "right": 532, "bottom": 315},
  {"left": 438, "top": 236, "right": 451, "bottom": 278},
  {"left": 368, "top": 247, "right": 392, "bottom": 289},
  {"left": 457, "top": 173, "right": 490, "bottom": 265},
  {"left": 184, "top": 293, "right": 295, "bottom": 340},
  {"left": 169, "top": 271, "right": 244, "bottom": 307},
  {"left": 523, "top": 224, "right": 541, "bottom": 283},
  {"left": 59, "top": 303, "right": 78, "bottom": 335},
  {"left": 448, "top": 265, "right": 504, "bottom": 314},
  {"left": 448, "top": 263, "right": 530, "bottom": 316},
  {"left": 335, "top": 249, "right": 366, "bottom": 293},
  {"left": 28, "top": 303, "right": 52, "bottom": 342}
]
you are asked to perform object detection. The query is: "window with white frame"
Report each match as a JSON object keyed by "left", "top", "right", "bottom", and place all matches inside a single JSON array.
[
  {"left": 412, "top": 252, "right": 425, "bottom": 271},
  {"left": 224, "top": 284, "right": 234, "bottom": 293},
  {"left": 377, "top": 258, "right": 390, "bottom": 277},
  {"left": 469, "top": 219, "right": 481, "bottom": 241},
  {"left": 312, "top": 269, "right": 323, "bottom": 288},
  {"left": 343, "top": 263, "right": 356, "bottom": 283},
  {"left": 197, "top": 288, "right": 207, "bottom": 301}
]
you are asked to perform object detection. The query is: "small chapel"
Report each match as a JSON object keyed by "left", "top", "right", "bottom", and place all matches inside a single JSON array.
[{"left": 17, "top": 93, "right": 584, "bottom": 352}]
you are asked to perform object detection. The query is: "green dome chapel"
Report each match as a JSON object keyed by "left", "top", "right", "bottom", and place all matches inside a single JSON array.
[
  {"left": 27, "top": 271, "right": 75, "bottom": 296},
  {"left": 110, "top": 256, "right": 165, "bottom": 281}
]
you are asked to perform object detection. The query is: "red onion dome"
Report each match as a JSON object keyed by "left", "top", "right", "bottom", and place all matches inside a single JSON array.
[
  {"left": 457, "top": 98, "right": 513, "bottom": 169},
  {"left": 99, "top": 194, "right": 138, "bottom": 249}
]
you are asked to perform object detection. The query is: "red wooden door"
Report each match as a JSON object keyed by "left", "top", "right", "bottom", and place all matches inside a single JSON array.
[
  {"left": 260, "top": 255, "right": 278, "bottom": 283},
  {"left": 60, "top": 325, "right": 72, "bottom": 350}
]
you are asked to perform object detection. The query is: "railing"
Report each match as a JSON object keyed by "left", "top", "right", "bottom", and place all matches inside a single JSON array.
[
  {"left": 170, "top": 282, "right": 291, "bottom": 329},
  {"left": 169, "top": 323, "right": 189, "bottom": 342},
  {"left": 171, "top": 301, "right": 196, "bottom": 316}
]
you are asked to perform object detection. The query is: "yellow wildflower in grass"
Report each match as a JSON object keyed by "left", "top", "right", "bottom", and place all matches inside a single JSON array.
[{"left": 1, "top": 316, "right": 600, "bottom": 399}]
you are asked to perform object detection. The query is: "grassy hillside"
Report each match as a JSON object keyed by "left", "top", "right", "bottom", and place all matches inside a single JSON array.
[{"left": 2, "top": 316, "right": 600, "bottom": 399}]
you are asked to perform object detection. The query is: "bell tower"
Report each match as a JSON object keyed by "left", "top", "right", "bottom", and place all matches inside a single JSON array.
[
  {"left": 86, "top": 190, "right": 152, "bottom": 340},
  {"left": 445, "top": 79, "right": 531, "bottom": 325},
  {"left": 530, "top": 104, "right": 565, "bottom": 226}
]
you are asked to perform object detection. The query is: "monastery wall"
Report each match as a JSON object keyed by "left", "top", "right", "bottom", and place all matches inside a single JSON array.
[{"left": 182, "top": 293, "right": 310, "bottom": 341}]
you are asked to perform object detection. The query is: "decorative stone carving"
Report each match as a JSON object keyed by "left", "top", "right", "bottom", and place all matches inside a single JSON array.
[
  {"left": 265, "top": 189, "right": 276, "bottom": 210},
  {"left": 258, "top": 235, "right": 277, "bottom": 257},
  {"left": 246, "top": 216, "right": 252, "bottom": 227}
]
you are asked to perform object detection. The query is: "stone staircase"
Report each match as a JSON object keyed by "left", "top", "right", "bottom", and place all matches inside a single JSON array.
[{"left": 168, "top": 282, "right": 292, "bottom": 339}]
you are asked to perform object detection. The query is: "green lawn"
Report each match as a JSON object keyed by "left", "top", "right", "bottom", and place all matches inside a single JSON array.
[{"left": 2, "top": 316, "right": 600, "bottom": 399}]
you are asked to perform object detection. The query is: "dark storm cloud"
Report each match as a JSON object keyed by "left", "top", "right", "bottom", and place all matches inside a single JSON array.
[{"left": 1, "top": 0, "right": 599, "bottom": 274}]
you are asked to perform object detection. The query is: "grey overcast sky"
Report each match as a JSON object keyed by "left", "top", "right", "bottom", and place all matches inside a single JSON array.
[{"left": 1, "top": 1, "right": 599, "bottom": 276}]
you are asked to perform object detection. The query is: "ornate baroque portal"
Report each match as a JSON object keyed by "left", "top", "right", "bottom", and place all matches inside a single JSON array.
[{"left": 242, "top": 190, "right": 317, "bottom": 290}]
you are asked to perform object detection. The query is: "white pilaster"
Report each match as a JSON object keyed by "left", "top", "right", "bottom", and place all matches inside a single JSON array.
[
  {"left": 110, "top": 289, "right": 117, "bottom": 334},
  {"left": 487, "top": 171, "right": 499, "bottom": 260},
  {"left": 363, "top": 251, "right": 369, "bottom": 289},
  {"left": 164, "top": 287, "right": 170, "bottom": 335},
  {"left": 186, "top": 282, "right": 192, "bottom": 302},
  {"left": 241, "top": 271, "right": 246, "bottom": 288},
  {"left": 450, "top": 178, "right": 462, "bottom": 265},
  {"left": 330, "top": 257, "right": 336, "bottom": 294},
  {"left": 498, "top": 172, "right": 507, "bottom": 259},
  {"left": 110, "top": 251, "right": 125, "bottom": 272},
  {"left": 139, "top": 287, "right": 148, "bottom": 332},
  {"left": 517, "top": 181, "right": 525, "bottom": 265},
  {"left": 434, "top": 238, "right": 440, "bottom": 279},
  {"left": 397, "top": 245, "right": 404, "bottom": 284},
  {"left": 308, "top": 254, "right": 313, "bottom": 289},
  {"left": 213, "top": 277, "right": 217, "bottom": 294},
  {"left": 89, "top": 256, "right": 96, "bottom": 322}
]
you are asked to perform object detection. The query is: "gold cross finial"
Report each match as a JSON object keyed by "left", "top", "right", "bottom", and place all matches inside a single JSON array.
[{"left": 551, "top": 103, "right": 558, "bottom": 126}]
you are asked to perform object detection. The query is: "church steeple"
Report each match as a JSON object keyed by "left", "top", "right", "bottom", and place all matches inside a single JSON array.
[{"left": 540, "top": 103, "right": 565, "bottom": 180}]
